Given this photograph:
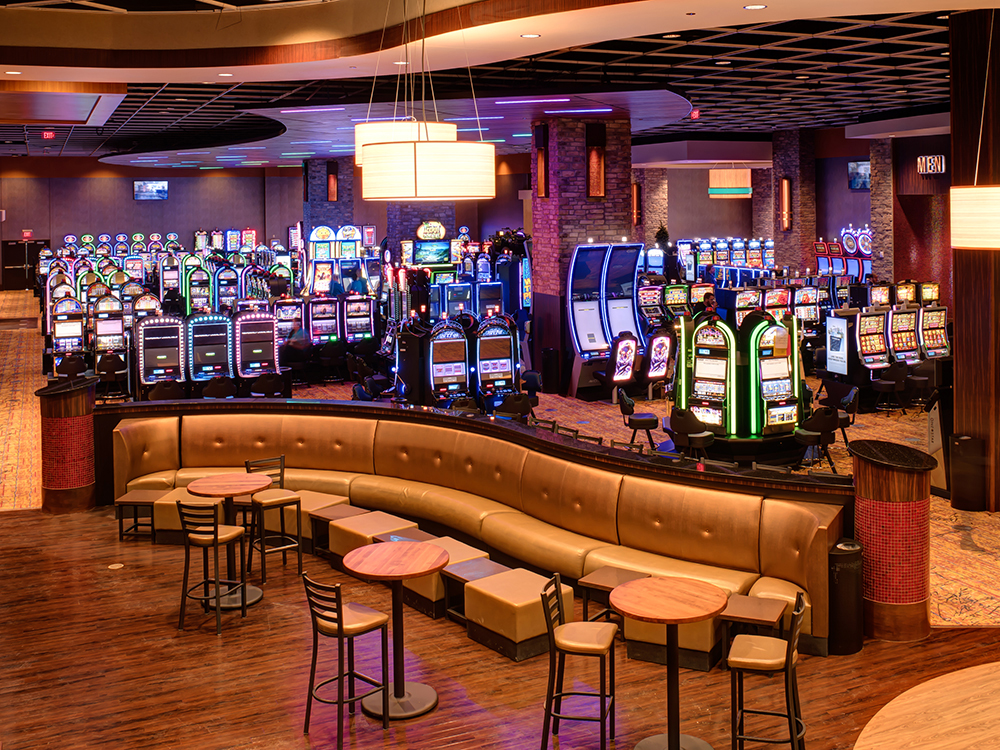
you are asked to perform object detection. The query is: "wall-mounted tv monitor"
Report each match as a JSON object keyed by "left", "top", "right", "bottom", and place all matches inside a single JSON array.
[
  {"left": 848, "top": 161, "right": 870, "bottom": 190},
  {"left": 134, "top": 180, "right": 168, "bottom": 201},
  {"left": 414, "top": 240, "right": 451, "bottom": 266}
]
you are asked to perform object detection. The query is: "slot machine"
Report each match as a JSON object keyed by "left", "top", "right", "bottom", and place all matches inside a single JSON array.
[
  {"left": 108, "top": 271, "right": 130, "bottom": 298},
  {"left": 601, "top": 242, "right": 644, "bottom": 345},
  {"left": 763, "top": 287, "right": 791, "bottom": 319},
  {"left": 918, "top": 307, "right": 950, "bottom": 359},
  {"left": 186, "top": 313, "right": 234, "bottom": 382},
  {"left": 241, "top": 228, "right": 257, "bottom": 250},
  {"left": 96, "top": 235, "right": 112, "bottom": 257},
  {"left": 308, "top": 225, "right": 335, "bottom": 262},
  {"left": 137, "top": 315, "right": 185, "bottom": 387},
  {"left": 675, "top": 239, "right": 695, "bottom": 280},
  {"left": 120, "top": 281, "right": 145, "bottom": 329},
  {"left": 233, "top": 311, "right": 280, "bottom": 377},
  {"left": 165, "top": 233, "right": 182, "bottom": 253},
  {"left": 76, "top": 271, "right": 101, "bottom": 304},
  {"left": 566, "top": 243, "right": 612, "bottom": 397},
  {"left": 445, "top": 282, "right": 473, "bottom": 318},
  {"left": 63, "top": 234, "right": 79, "bottom": 255},
  {"left": 689, "top": 283, "right": 715, "bottom": 309},
  {"left": 85, "top": 282, "right": 111, "bottom": 328},
  {"left": 862, "top": 283, "right": 893, "bottom": 308},
  {"left": 731, "top": 239, "right": 747, "bottom": 268},
  {"left": 224, "top": 230, "right": 242, "bottom": 255},
  {"left": 92, "top": 295, "right": 126, "bottom": 355},
  {"left": 476, "top": 281, "right": 504, "bottom": 317},
  {"left": 73, "top": 258, "right": 93, "bottom": 280},
  {"left": 696, "top": 240, "right": 714, "bottom": 274},
  {"left": 660, "top": 285, "right": 690, "bottom": 318},
  {"left": 816, "top": 282, "right": 832, "bottom": 312},
  {"left": 272, "top": 297, "right": 305, "bottom": 341},
  {"left": 918, "top": 282, "right": 940, "bottom": 307},
  {"left": 96, "top": 258, "right": 118, "bottom": 277},
  {"left": 763, "top": 239, "right": 776, "bottom": 269},
  {"left": 856, "top": 309, "right": 890, "bottom": 369},
  {"left": 184, "top": 267, "right": 212, "bottom": 314},
  {"left": 235, "top": 298, "right": 269, "bottom": 313},
  {"left": 428, "top": 319, "right": 471, "bottom": 405},
  {"left": 113, "top": 234, "right": 130, "bottom": 257},
  {"left": 747, "top": 315, "right": 800, "bottom": 436},
  {"left": 79, "top": 234, "right": 96, "bottom": 255},
  {"left": 209, "top": 230, "right": 225, "bottom": 253},
  {"left": 148, "top": 233, "right": 164, "bottom": 254},
  {"left": 213, "top": 266, "right": 239, "bottom": 312},
  {"left": 713, "top": 239, "right": 730, "bottom": 268},
  {"left": 307, "top": 259, "right": 339, "bottom": 297},
  {"left": 159, "top": 255, "right": 181, "bottom": 298},
  {"left": 679, "top": 320, "right": 737, "bottom": 436},
  {"left": 645, "top": 244, "right": 665, "bottom": 275},
  {"left": 45, "top": 280, "right": 74, "bottom": 337},
  {"left": 240, "top": 264, "right": 270, "bottom": 300},
  {"left": 894, "top": 281, "right": 917, "bottom": 307},
  {"left": 475, "top": 253, "right": 492, "bottom": 283},
  {"left": 637, "top": 283, "right": 667, "bottom": 334},
  {"left": 887, "top": 308, "right": 921, "bottom": 365},
  {"left": 813, "top": 241, "right": 830, "bottom": 276},
  {"left": 123, "top": 255, "right": 145, "bottom": 283},
  {"left": 747, "top": 239, "right": 763, "bottom": 269},
  {"left": 307, "top": 298, "right": 340, "bottom": 345},
  {"left": 51, "top": 297, "right": 86, "bottom": 360},
  {"left": 734, "top": 289, "right": 762, "bottom": 328},
  {"left": 475, "top": 316, "right": 518, "bottom": 407},
  {"left": 132, "top": 293, "right": 161, "bottom": 323},
  {"left": 832, "top": 275, "right": 850, "bottom": 308},
  {"left": 38, "top": 248, "right": 54, "bottom": 278},
  {"left": 342, "top": 296, "right": 376, "bottom": 343},
  {"left": 793, "top": 287, "right": 821, "bottom": 336}
]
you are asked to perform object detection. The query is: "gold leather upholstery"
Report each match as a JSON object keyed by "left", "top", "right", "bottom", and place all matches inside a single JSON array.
[
  {"left": 728, "top": 633, "right": 796, "bottom": 672},
  {"left": 748, "top": 578, "right": 813, "bottom": 635},
  {"left": 187, "top": 524, "right": 244, "bottom": 547},
  {"left": 277, "top": 415, "right": 376, "bottom": 473},
  {"left": 113, "top": 417, "right": 179, "bottom": 499},
  {"left": 153, "top": 487, "right": 222, "bottom": 532},
  {"left": 125, "top": 469, "right": 176, "bottom": 495},
  {"left": 584, "top": 546, "right": 758, "bottom": 596},
  {"left": 315, "top": 601, "right": 389, "bottom": 637},
  {"left": 624, "top": 614, "right": 722, "bottom": 652},
  {"left": 328, "top": 511, "right": 417, "bottom": 558},
  {"left": 265, "top": 491, "right": 347, "bottom": 539},
  {"left": 180, "top": 414, "right": 283, "bottom": 468},
  {"left": 480, "top": 512, "right": 609, "bottom": 579},
  {"left": 251, "top": 488, "right": 300, "bottom": 508},
  {"left": 404, "top": 536, "right": 489, "bottom": 601},
  {"left": 554, "top": 621, "right": 617, "bottom": 654},
  {"left": 465, "top": 568, "right": 574, "bottom": 643}
]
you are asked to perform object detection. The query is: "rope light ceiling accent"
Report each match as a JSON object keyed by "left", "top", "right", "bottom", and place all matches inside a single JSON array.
[{"left": 357, "top": 0, "right": 495, "bottom": 201}]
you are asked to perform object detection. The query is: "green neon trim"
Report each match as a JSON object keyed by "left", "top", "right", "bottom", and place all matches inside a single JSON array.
[
  {"left": 790, "top": 314, "right": 800, "bottom": 401},
  {"left": 708, "top": 187, "right": 753, "bottom": 195},
  {"left": 748, "top": 321, "right": 769, "bottom": 436},
  {"left": 693, "top": 320, "right": 738, "bottom": 434},
  {"left": 676, "top": 319, "right": 688, "bottom": 409}
]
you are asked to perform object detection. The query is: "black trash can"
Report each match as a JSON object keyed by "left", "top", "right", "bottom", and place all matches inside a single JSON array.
[
  {"left": 541, "top": 347, "right": 560, "bottom": 394},
  {"left": 828, "top": 538, "right": 863, "bottom": 655},
  {"left": 950, "top": 436, "right": 987, "bottom": 511}
]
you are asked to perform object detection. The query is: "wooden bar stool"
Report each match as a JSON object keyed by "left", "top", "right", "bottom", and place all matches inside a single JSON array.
[
  {"left": 729, "top": 592, "right": 807, "bottom": 750},
  {"left": 245, "top": 456, "right": 302, "bottom": 584},
  {"left": 302, "top": 573, "right": 390, "bottom": 750},
  {"left": 177, "top": 500, "right": 247, "bottom": 635},
  {"left": 539, "top": 573, "right": 617, "bottom": 750}
]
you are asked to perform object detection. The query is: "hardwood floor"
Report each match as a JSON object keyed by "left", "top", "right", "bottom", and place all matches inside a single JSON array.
[{"left": 2, "top": 507, "right": 999, "bottom": 750}]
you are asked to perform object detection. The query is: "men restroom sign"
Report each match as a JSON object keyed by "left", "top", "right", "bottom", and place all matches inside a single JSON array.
[{"left": 916, "top": 155, "right": 946, "bottom": 175}]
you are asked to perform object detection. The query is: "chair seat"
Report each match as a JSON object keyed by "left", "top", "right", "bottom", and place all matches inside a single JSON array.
[
  {"left": 188, "top": 524, "right": 244, "bottom": 546},
  {"left": 794, "top": 428, "right": 831, "bottom": 447},
  {"left": 316, "top": 601, "right": 389, "bottom": 637},
  {"left": 838, "top": 410, "right": 850, "bottom": 428},
  {"left": 554, "top": 621, "right": 618, "bottom": 655},
  {"left": 687, "top": 431, "right": 714, "bottom": 447},
  {"left": 252, "top": 488, "right": 300, "bottom": 508},
  {"left": 872, "top": 380, "right": 898, "bottom": 392},
  {"left": 628, "top": 413, "right": 658, "bottom": 430},
  {"left": 728, "top": 633, "right": 795, "bottom": 672}
]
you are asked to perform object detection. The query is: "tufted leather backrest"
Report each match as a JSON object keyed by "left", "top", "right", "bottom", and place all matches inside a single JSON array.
[
  {"left": 279, "top": 415, "right": 376, "bottom": 474},
  {"left": 758, "top": 499, "right": 819, "bottom": 591},
  {"left": 373, "top": 421, "right": 527, "bottom": 509},
  {"left": 616, "top": 475, "right": 763, "bottom": 572},
  {"left": 181, "top": 414, "right": 284, "bottom": 467},
  {"left": 520, "top": 453, "right": 622, "bottom": 544},
  {"left": 113, "top": 417, "right": 179, "bottom": 498}
]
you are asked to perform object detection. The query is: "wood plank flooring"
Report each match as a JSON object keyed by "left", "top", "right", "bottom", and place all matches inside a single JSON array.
[{"left": 2, "top": 508, "right": 1000, "bottom": 750}]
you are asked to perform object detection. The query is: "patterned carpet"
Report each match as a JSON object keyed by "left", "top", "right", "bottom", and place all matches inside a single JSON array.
[{"left": 3, "top": 288, "right": 998, "bottom": 627}]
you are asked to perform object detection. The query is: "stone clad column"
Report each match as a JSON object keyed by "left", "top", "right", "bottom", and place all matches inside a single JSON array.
[
  {"left": 770, "top": 130, "right": 816, "bottom": 272},
  {"left": 529, "top": 116, "right": 632, "bottom": 390},
  {"left": 386, "top": 202, "right": 456, "bottom": 252},
  {"left": 869, "top": 138, "right": 894, "bottom": 280},
  {"left": 302, "top": 156, "right": 355, "bottom": 238}
]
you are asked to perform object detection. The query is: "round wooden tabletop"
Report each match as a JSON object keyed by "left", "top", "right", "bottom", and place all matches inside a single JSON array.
[
  {"left": 610, "top": 576, "right": 728, "bottom": 625},
  {"left": 854, "top": 662, "right": 1000, "bottom": 750},
  {"left": 344, "top": 541, "right": 450, "bottom": 582},
  {"left": 186, "top": 473, "right": 272, "bottom": 498}
]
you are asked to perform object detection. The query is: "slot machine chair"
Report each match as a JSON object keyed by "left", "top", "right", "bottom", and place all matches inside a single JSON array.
[
  {"left": 249, "top": 372, "right": 285, "bottom": 398},
  {"left": 96, "top": 352, "right": 129, "bottom": 400},
  {"left": 522, "top": 370, "right": 543, "bottom": 416},
  {"left": 663, "top": 408, "right": 714, "bottom": 460},
  {"left": 872, "top": 361, "right": 908, "bottom": 414},
  {"left": 837, "top": 387, "right": 859, "bottom": 447},
  {"left": 495, "top": 392, "right": 532, "bottom": 423},
  {"left": 793, "top": 407, "right": 839, "bottom": 473},
  {"left": 449, "top": 397, "right": 482, "bottom": 416},
  {"left": 318, "top": 342, "right": 346, "bottom": 383},
  {"left": 616, "top": 388, "right": 659, "bottom": 451},
  {"left": 905, "top": 365, "right": 932, "bottom": 407},
  {"left": 594, "top": 332, "right": 639, "bottom": 405},
  {"left": 55, "top": 354, "right": 88, "bottom": 380},
  {"left": 351, "top": 383, "right": 374, "bottom": 401},
  {"left": 147, "top": 380, "right": 186, "bottom": 401},
  {"left": 201, "top": 376, "right": 238, "bottom": 400}
]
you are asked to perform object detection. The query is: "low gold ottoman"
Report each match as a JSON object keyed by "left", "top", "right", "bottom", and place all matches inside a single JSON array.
[
  {"left": 464, "top": 568, "right": 574, "bottom": 661},
  {"left": 402, "top": 536, "right": 489, "bottom": 619},
  {"left": 262, "top": 491, "right": 348, "bottom": 554},
  {"left": 328, "top": 511, "right": 418, "bottom": 568},
  {"left": 152, "top": 487, "right": 222, "bottom": 544}
]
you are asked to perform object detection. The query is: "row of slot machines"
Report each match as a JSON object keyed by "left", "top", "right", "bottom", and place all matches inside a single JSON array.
[
  {"left": 270, "top": 295, "right": 378, "bottom": 346},
  {"left": 675, "top": 311, "right": 802, "bottom": 439},
  {"left": 812, "top": 239, "right": 873, "bottom": 281},
  {"left": 825, "top": 305, "right": 950, "bottom": 379},
  {"left": 391, "top": 313, "right": 520, "bottom": 408},
  {"left": 48, "top": 291, "right": 163, "bottom": 362},
  {"left": 636, "top": 282, "right": 715, "bottom": 330},
  {"left": 385, "top": 267, "right": 509, "bottom": 324}
]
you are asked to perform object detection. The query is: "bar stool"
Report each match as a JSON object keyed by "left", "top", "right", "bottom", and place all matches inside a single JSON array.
[
  {"left": 302, "top": 574, "right": 389, "bottom": 749},
  {"left": 539, "top": 573, "right": 617, "bottom": 750},
  {"left": 872, "top": 361, "right": 909, "bottom": 414},
  {"left": 177, "top": 500, "right": 247, "bottom": 635},
  {"left": 245, "top": 455, "right": 302, "bottom": 584},
  {"left": 729, "top": 592, "right": 807, "bottom": 750}
]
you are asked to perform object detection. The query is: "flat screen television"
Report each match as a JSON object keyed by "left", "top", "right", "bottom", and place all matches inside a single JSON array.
[
  {"left": 134, "top": 180, "right": 168, "bottom": 201},
  {"left": 848, "top": 161, "right": 870, "bottom": 190},
  {"left": 414, "top": 240, "right": 451, "bottom": 266}
]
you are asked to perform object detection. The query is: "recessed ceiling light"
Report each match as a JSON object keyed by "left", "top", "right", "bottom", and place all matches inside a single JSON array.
[
  {"left": 662, "top": 34, "right": 681, "bottom": 39},
  {"left": 796, "top": 75, "right": 809, "bottom": 79},
  {"left": 937, "top": 14, "right": 949, "bottom": 19},
  {"left": 942, "top": 51, "right": 950, "bottom": 56},
  {"left": 686, "top": 12, "right": 695, "bottom": 15},
  {"left": 218, "top": 73, "right": 233, "bottom": 77},
  {"left": 5, "top": 71, "right": 22, "bottom": 75},
  {"left": 896, "top": 90, "right": 907, "bottom": 94},
  {"left": 715, "top": 60, "right": 731, "bottom": 65},
  {"left": 743, "top": 4, "right": 767, "bottom": 9},
  {"left": 520, "top": 34, "right": 541, "bottom": 38},
  {"left": 394, "top": 61, "right": 409, "bottom": 65},
  {"left": 175, "top": 98, "right": 188, "bottom": 101}
]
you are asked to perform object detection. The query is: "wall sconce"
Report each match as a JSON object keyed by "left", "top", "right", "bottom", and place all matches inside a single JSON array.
[
  {"left": 780, "top": 177, "right": 792, "bottom": 231},
  {"left": 534, "top": 123, "right": 548, "bottom": 198},
  {"left": 586, "top": 123, "right": 606, "bottom": 198},
  {"left": 327, "top": 160, "right": 338, "bottom": 202},
  {"left": 632, "top": 182, "right": 642, "bottom": 226}
]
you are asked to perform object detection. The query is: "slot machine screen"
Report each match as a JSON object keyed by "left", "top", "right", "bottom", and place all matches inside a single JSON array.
[
  {"left": 434, "top": 273, "right": 456, "bottom": 285},
  {"left": 54, "top": 320, "right": 83, "bottom": 339},
  {"left": 897, "top": 284, "right": 916, "bottom": 303},
  {"left": 923, "top": 310, "right": 946, "bottom": 329},
  {"left": 124, "top": 258, "right": 143, "bottom": 277},
  {"left": 664, "top": 287, "right": 688, "bottom": 306},
  {"left": 646, "top": 336, "right": 671, "bottom": 379},
  {"left": 190, "top": 285, "right": 210, "bottom": 303},
  {"left": 761, "top": 358, "right": 789, "bottom": 380},
  {"left": 447, "top": 286, "right": 472, "bottom": 318},
  {"left": 736, "top": 291, "right": 760, "bottom": 308},
  {"left": 478, "top": 284, "right": 503, "bottom": 316},
  {"left": 570, "top": 247, "right": 606, "bottom": 298},
  {"left": 695, "top": 357, "right": 727, "bottom": 380},
  {"left": 921, "top": 283, "right": 939, "bottom": 303},
  {"left": 893, "top": 311, "right": 916, "bottom": 331},
  {"left": 612, "top": 338, "right": 637, "bottom": 381},
  {"left": 690, "top": 285, "right": 713, "bottom": 304},
  {"left": 313, "top": 241, "right": 331, "bottom": 259},
  {"left": 479, "top": 336, "right": 513, "bottom": 383},
  {"left": 96, "top": 319, "right": 123, "bottom": 337},
  {"left": 414, "top": 241, "right": 451, "bottom": 266},
  {"left": 572, "top": 300, "right": 609, "bottom": 352},
  {"left": 429, "top": 286, "right": 442, "bottom": 319},
  {"left": 163, "top": 269, "right": 179, "bottom": 287},
  {"left": 313, "top": 262, "right": 333, "bottom": 295},
  {"left": 831, "top": 258, "right": 846, "bottom": 275},
  {"left": 192, "top": 324, "right": 229, "bottom": 368},
  {"left": 817, "top": 257, "right": 830, "bottom": 274},
  {"left": 860, "top": 315, "right": 884, "bottom": 335},
  {"left": 691, "top": 406, "right": 723, "bottom": 426},
  {"left": 638, "top": 287, "right": 661, "bottom": 307},
  {"left": 431, "top": 340, "right": 467, "bottom": 385},
  {"left": 146, "top": 347, "right": 179, "bottom": 369},
  {"left": 765, "top": 289, "right": 790, "bottom": 308},
  {"left": 240, "top": 341, "right": 273, "bottom": 368}
]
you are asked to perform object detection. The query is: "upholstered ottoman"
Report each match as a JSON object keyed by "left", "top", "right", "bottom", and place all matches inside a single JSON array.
[
  {"left": 402, "top": 536, "right": 489, "bottom": 619},
  {"left": 328, "top": 510, "right": 418, "bottom": 564},
  {"left": 464, "top": 568, "right": 573, "bottom": 661},
  {"left": 152, "top": 487, "right": 223, "bottom": 544}
]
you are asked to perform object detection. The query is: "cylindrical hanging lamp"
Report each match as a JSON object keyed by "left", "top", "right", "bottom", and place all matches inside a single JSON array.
[
  {"left": 951, "top": 186, "right": 1000, "bottom": 249},
  {"left": 354, "top": 121, "right": 457, "bottom": 165},
  {"left": 361, "top": 140, "right": 496, "bottom": 201}
]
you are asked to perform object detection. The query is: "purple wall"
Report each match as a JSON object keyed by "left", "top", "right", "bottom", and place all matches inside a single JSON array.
[
  {"left": 815, "top": 156, "right": 871, "bottom": 241},
  {"left": 479, "top": 173, "right": 530, "bottom": 238},
  {"left": 665, "top": 169, "right": 752, "bottom": 240}
]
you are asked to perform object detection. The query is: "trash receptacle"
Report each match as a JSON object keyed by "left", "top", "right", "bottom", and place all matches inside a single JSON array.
[
  {"left": 950, "top": 436, "right": 986, "bottom": 511},
  {"left": 541, "top": 347, "right": 560, "bottom": 394},
  {"left": 828, "top": 539, "right": 863, "bottom": 655}
]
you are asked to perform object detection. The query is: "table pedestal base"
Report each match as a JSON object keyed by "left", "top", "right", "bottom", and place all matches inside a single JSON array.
[
  {"left": 634, "top": 733, "right": 714, "bottom": 750},
  {"left": 361, "top": 681, "right": 438, "bottom": 720},
  {"left": 209, "top": 584, "right": 264, "bottom": 611}
]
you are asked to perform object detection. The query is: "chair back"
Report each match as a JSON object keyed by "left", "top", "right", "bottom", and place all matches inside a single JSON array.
[
  {"left": 56, "top": 354, "right": 87, "bottom": 379},
  {"left": 887, "top": 361, "right": 908, "bottom": 383},
  {"left": 840, "top": 386, "right": 860, "bottom": 418},
  {"left": 302, "top": 573, "right": 347, "bottom": 639},
  {"left": 202, "top": 375, "right": 236, "bottom": 399},
  {"left": 96, "top": 353, "right": 126, "bottom": 376},
  {"left": 177, "top": 500, "right": 221, "bottom": 542},
  {"left": 617, "top": 387, "right": 636, "bottom": 423},
  {"left": 344, "top": 352, "right": 359, "bottom": 381},
  {"left": 148, "top": 379, "right": 185, "bottom": 401},
  {"left": 246, "top": 454, "right": 285, "bottom": 489},
  {"left": 250, "top": 372, "right": 284, "bottom": 398},
  {"left": 539, "top": 573, "right": 566, "bottom": 647},
  {"left": 801, "top": 406, "right": 839, "bottom": 434},
  {"left": 497, "top": 392, "right": 532, "bottom": 418},
  {"left": 522, "top": 370, "right": 543, "bottom": 398},
  {"left": 352, "top": 383, "right": 373, "bottom": 401},
  {"left": 785, "top": 592, "right": 806, "bottom": 669},
  {"left": 669, "top": 407, "right": 706, "bottom": 436}
]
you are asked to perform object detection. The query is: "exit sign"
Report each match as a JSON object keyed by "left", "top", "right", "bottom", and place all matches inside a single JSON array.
[
  {"left": 917, "top": 155, "right": 946, "bottom": 174},
  {"left": 21, "top": 229, "right": 33, "bottom": 239},
  {"left": 41, "top": 131, "right": 55, "bottom": 140}
]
